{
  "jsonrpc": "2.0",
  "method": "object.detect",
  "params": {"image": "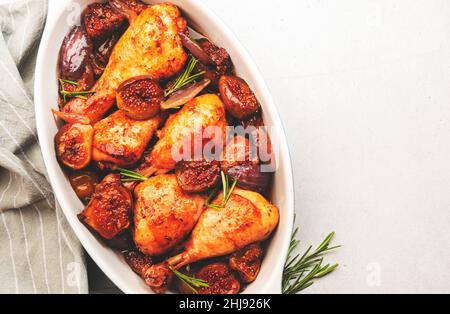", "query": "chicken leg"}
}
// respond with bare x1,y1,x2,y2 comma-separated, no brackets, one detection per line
144,188,278,293
62,3,188,123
